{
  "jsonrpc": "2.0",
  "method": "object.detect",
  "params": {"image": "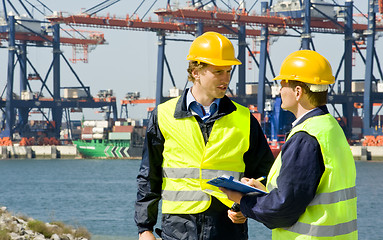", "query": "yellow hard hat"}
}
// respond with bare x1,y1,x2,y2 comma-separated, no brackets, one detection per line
273,50,335,85
187,32,242,66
